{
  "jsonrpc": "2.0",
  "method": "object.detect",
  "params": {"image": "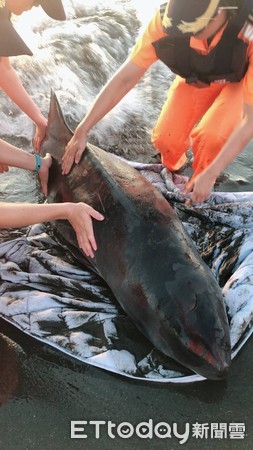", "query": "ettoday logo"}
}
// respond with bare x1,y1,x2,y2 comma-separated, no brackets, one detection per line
71,420,246,442
71,420,190,442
